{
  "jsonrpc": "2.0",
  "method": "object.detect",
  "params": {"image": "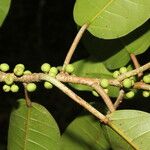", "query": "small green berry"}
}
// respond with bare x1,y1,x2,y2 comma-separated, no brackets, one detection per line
126,91,135,99
130,76,136,86
49,72,57,77
14,64,25,76
122,78,132,88
142,91,150,98
3,85,10,92
113,71,120,78
26,83,37,92
44,82,53,89
16,64,25,70
65,64,74,73
11,84,19,92
130,76,136,81
24,70,32,75
41,63,51,73
119,67,127,74
104,89,108,94
49,67,58,75
100,79,109,88
92,90,99,97
57,66,62,71
143,75,150,84
127,65,134,71
0,63,9,72
4,74,14,85
131,80,135,86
